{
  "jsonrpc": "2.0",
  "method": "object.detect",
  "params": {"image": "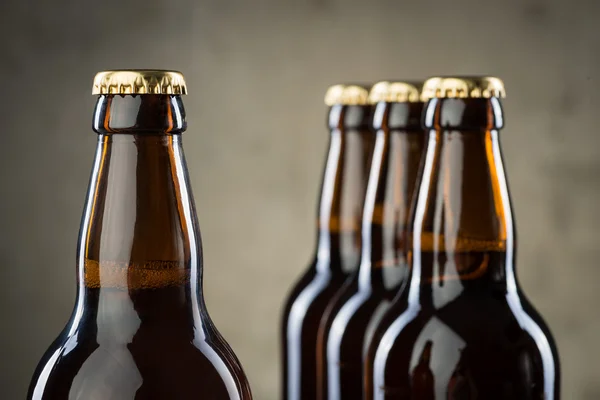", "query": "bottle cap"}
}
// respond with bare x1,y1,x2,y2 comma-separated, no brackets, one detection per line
368,81,423,103
92,70,187,95
422,76,505,99
324,84,370,106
